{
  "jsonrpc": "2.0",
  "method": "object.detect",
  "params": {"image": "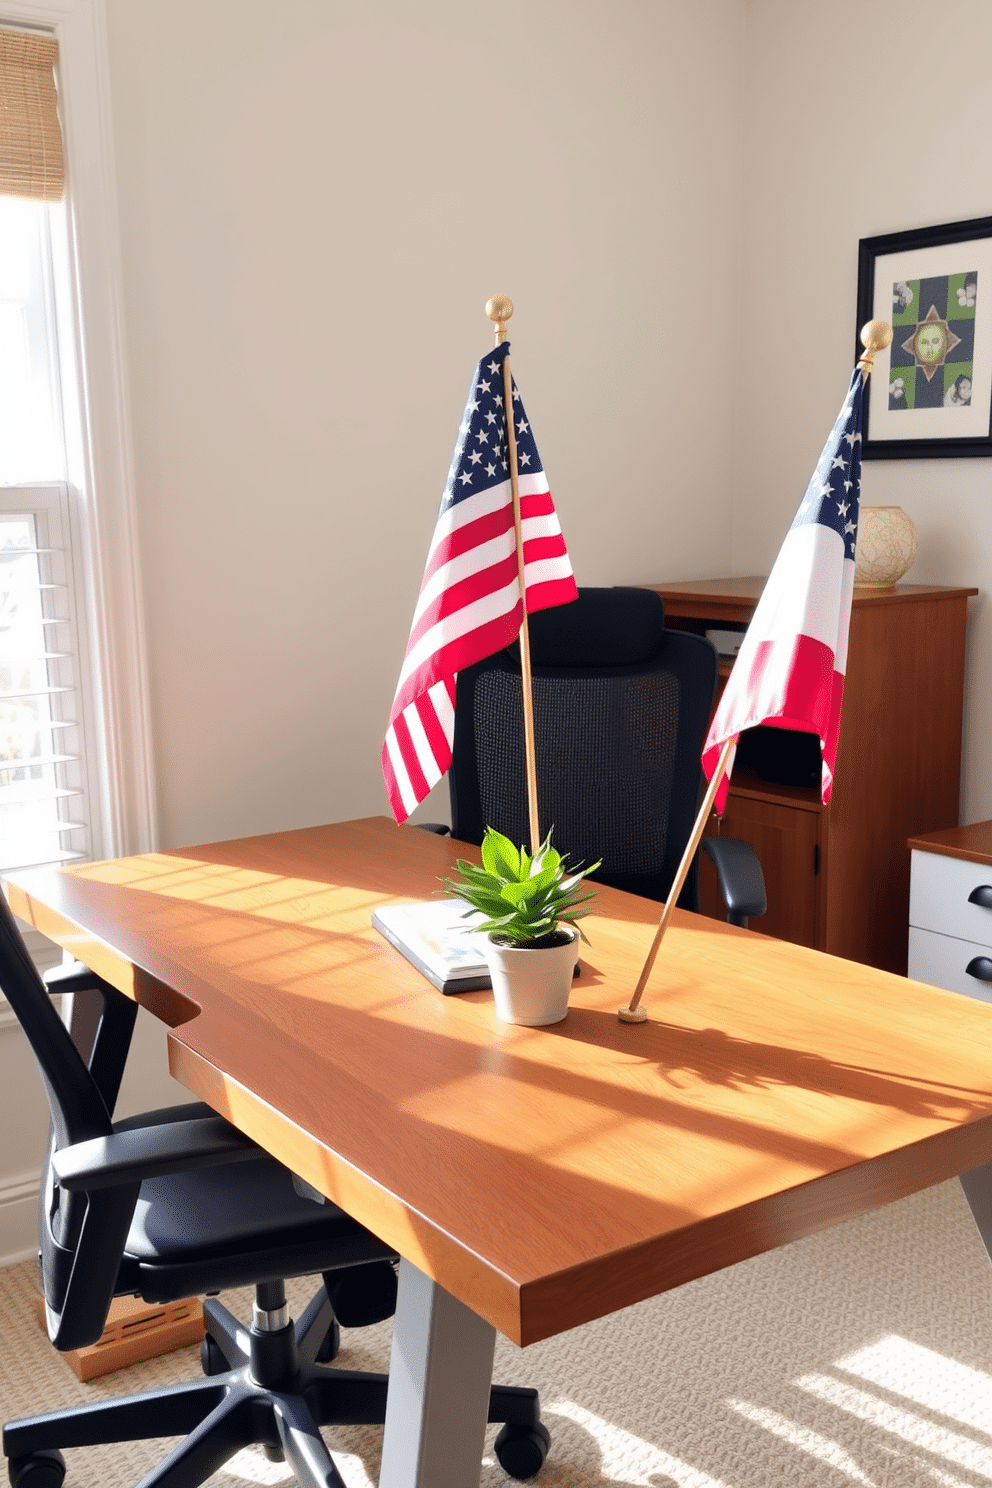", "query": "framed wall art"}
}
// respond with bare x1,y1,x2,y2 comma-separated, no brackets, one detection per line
856,215,992,459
